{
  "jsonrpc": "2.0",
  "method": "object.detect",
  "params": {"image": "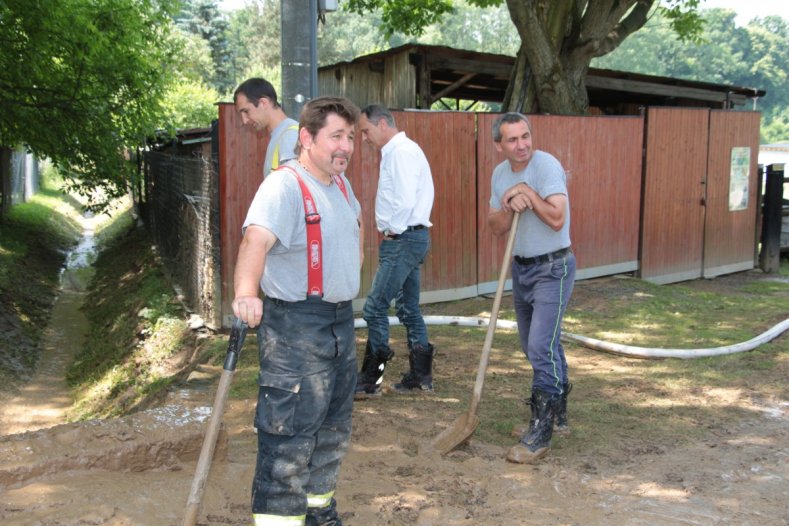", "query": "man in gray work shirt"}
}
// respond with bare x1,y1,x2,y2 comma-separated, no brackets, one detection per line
234,77,299,178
